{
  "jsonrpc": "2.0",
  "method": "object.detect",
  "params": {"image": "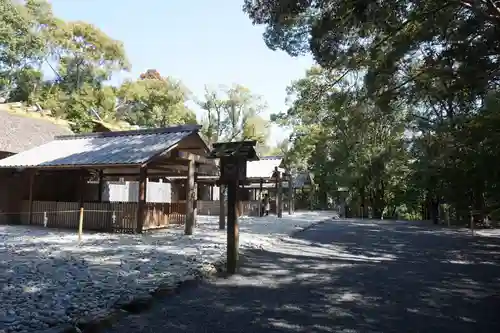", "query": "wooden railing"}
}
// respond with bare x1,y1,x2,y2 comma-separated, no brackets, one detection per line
143,202,186,231
19,201,187,233
197,200,260,216
21,201,138,232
